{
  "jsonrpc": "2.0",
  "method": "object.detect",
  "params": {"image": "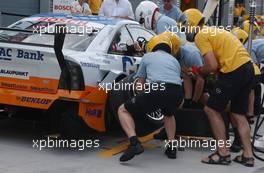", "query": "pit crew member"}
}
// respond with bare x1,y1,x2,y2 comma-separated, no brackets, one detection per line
135,1,186,40
118,35,183,162
184,8,255,167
